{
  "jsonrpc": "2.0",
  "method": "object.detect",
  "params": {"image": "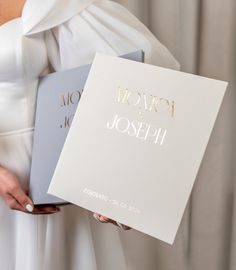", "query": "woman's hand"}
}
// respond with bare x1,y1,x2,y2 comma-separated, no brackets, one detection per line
93,212,131,230
0,165,60,214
